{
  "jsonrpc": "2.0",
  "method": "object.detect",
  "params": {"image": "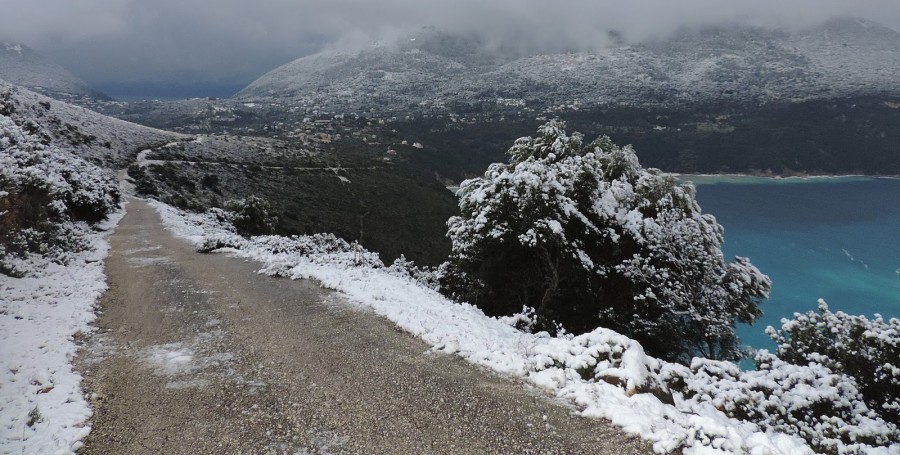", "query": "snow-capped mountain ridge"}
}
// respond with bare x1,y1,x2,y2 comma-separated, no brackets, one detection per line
237,18,900,111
